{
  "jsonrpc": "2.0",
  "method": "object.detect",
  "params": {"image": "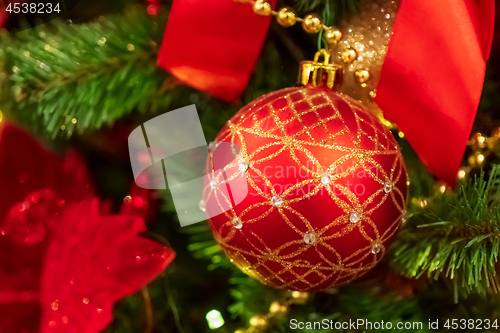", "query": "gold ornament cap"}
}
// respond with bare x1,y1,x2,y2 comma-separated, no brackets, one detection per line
298,49,343,91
